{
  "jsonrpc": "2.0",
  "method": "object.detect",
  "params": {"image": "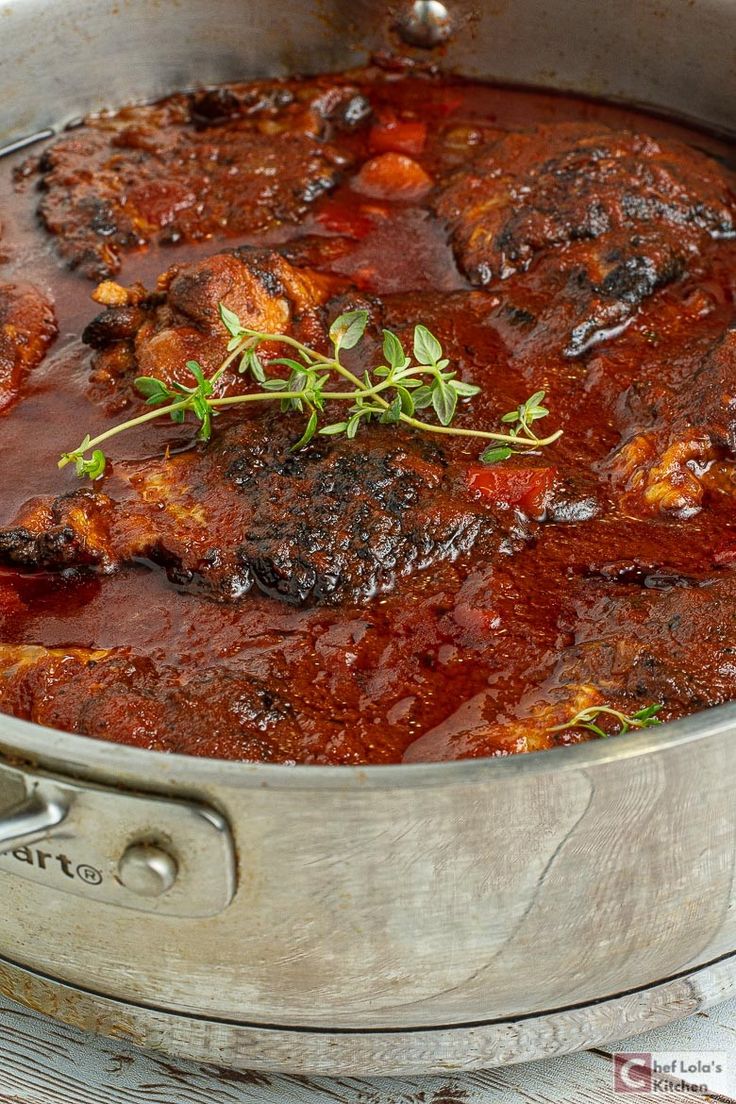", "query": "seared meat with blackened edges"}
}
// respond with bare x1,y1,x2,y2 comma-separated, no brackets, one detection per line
26,84,355,278
0,645,337,762
435,124,736,355
0,418,523,606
